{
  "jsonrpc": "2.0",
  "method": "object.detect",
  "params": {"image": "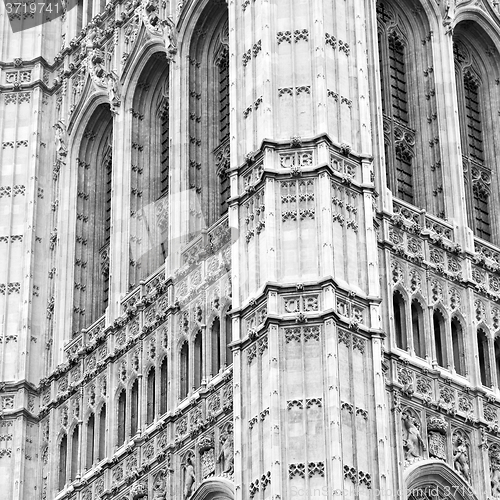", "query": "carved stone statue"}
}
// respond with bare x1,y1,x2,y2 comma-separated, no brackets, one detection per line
453,435,470,481
130,482,147,500
106,71,121,111
85,27,97,49
183,456,195,499
402,413,425,461
152,469,168,500
218,431,234,475
492,464,500,498
164,16,178,58
443,0,455,34
54,122,67,157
